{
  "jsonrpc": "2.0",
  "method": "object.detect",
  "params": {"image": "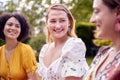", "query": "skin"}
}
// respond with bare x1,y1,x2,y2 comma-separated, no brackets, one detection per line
46,10,70,41
44,9,82,80
90,0,120,52
90,0,116,40
90,0,120,77
4,17,37,80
